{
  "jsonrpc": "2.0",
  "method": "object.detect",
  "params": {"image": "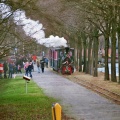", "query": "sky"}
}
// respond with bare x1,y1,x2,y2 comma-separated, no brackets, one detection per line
0,2,68,48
